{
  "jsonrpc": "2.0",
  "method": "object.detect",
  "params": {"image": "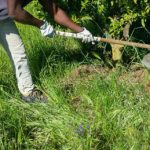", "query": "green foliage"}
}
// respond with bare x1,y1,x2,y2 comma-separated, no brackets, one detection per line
108,0,150,37
27,0,150,39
